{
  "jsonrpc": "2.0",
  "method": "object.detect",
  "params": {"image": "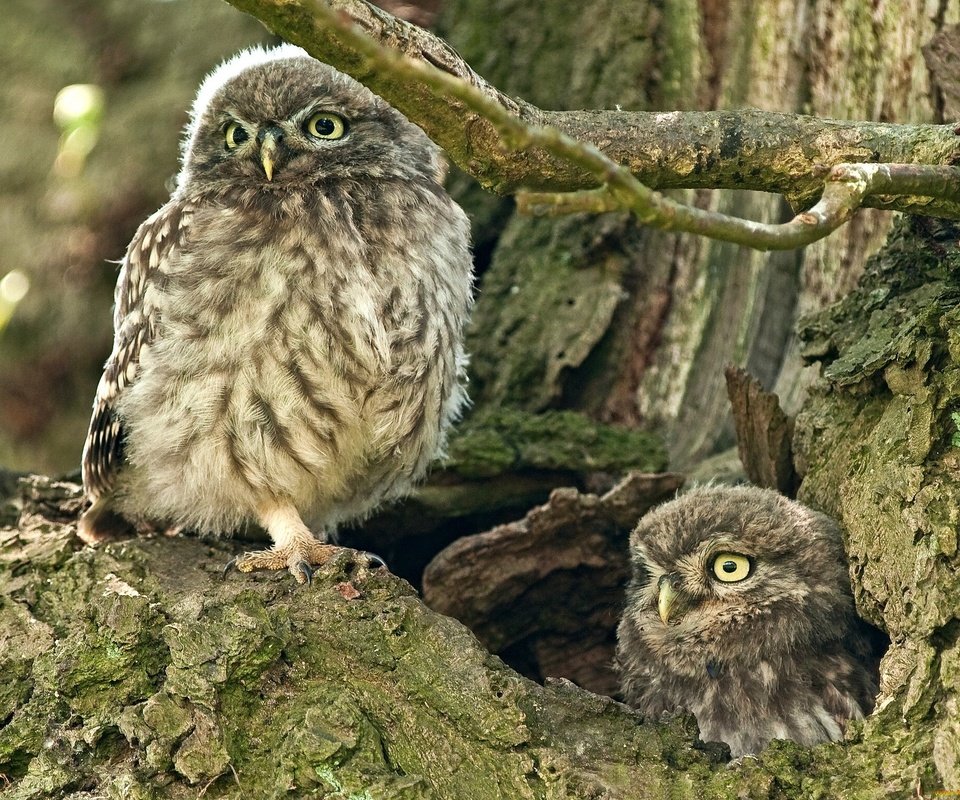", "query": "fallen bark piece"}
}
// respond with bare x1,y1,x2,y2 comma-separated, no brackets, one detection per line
724,366,797,496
